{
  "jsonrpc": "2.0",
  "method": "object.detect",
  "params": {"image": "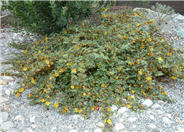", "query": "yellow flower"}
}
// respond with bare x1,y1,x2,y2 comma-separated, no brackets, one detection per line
130,101,133,104
49,76,52,80
35,41,39,45
104,31,107,35
24,50,27,54
38,50,41,54
16,93,20,97
127,104,131,109
115,77,119,80
124,36,128,39
149,19,155,23
158,57,163,61
148,38,152,42
45,101,50,106
138,76,141,80
146,76,152,81
54,102,59,108
55,73,59,77
162,92,166,95
138,69,143,75
129,95,134,99
78,67,82,71
72,69,77,73
171,76,176,80
150,47,154,51
45,37,48,41
103,14,106,18
167,52,171,56
117,34,121,38
91,106,95,111
31,77,35,84
107,107,111,112
59,68,65,72
104,8,108,12
83,93,86,96
81,62,85,67
101,84,105,87
45,60,49,64
19,88,24,93
40,98,45,102
23,67,28,71
107,119,112,124
136,23,140,27
131,90,135,94
129,62,134,65
78,109,82,113
75,108,78,112
14,90,18,93
71,85,74,89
